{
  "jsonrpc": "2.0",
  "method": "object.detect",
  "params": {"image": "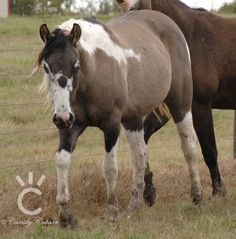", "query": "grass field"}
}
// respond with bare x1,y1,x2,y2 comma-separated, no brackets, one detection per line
0,14,236,238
